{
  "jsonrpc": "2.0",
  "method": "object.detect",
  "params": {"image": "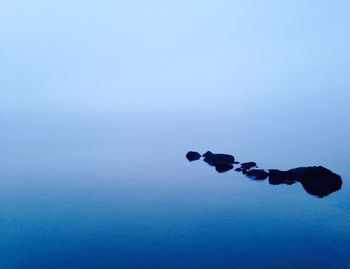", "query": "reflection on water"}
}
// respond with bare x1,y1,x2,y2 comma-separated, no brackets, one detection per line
187,151,343,198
